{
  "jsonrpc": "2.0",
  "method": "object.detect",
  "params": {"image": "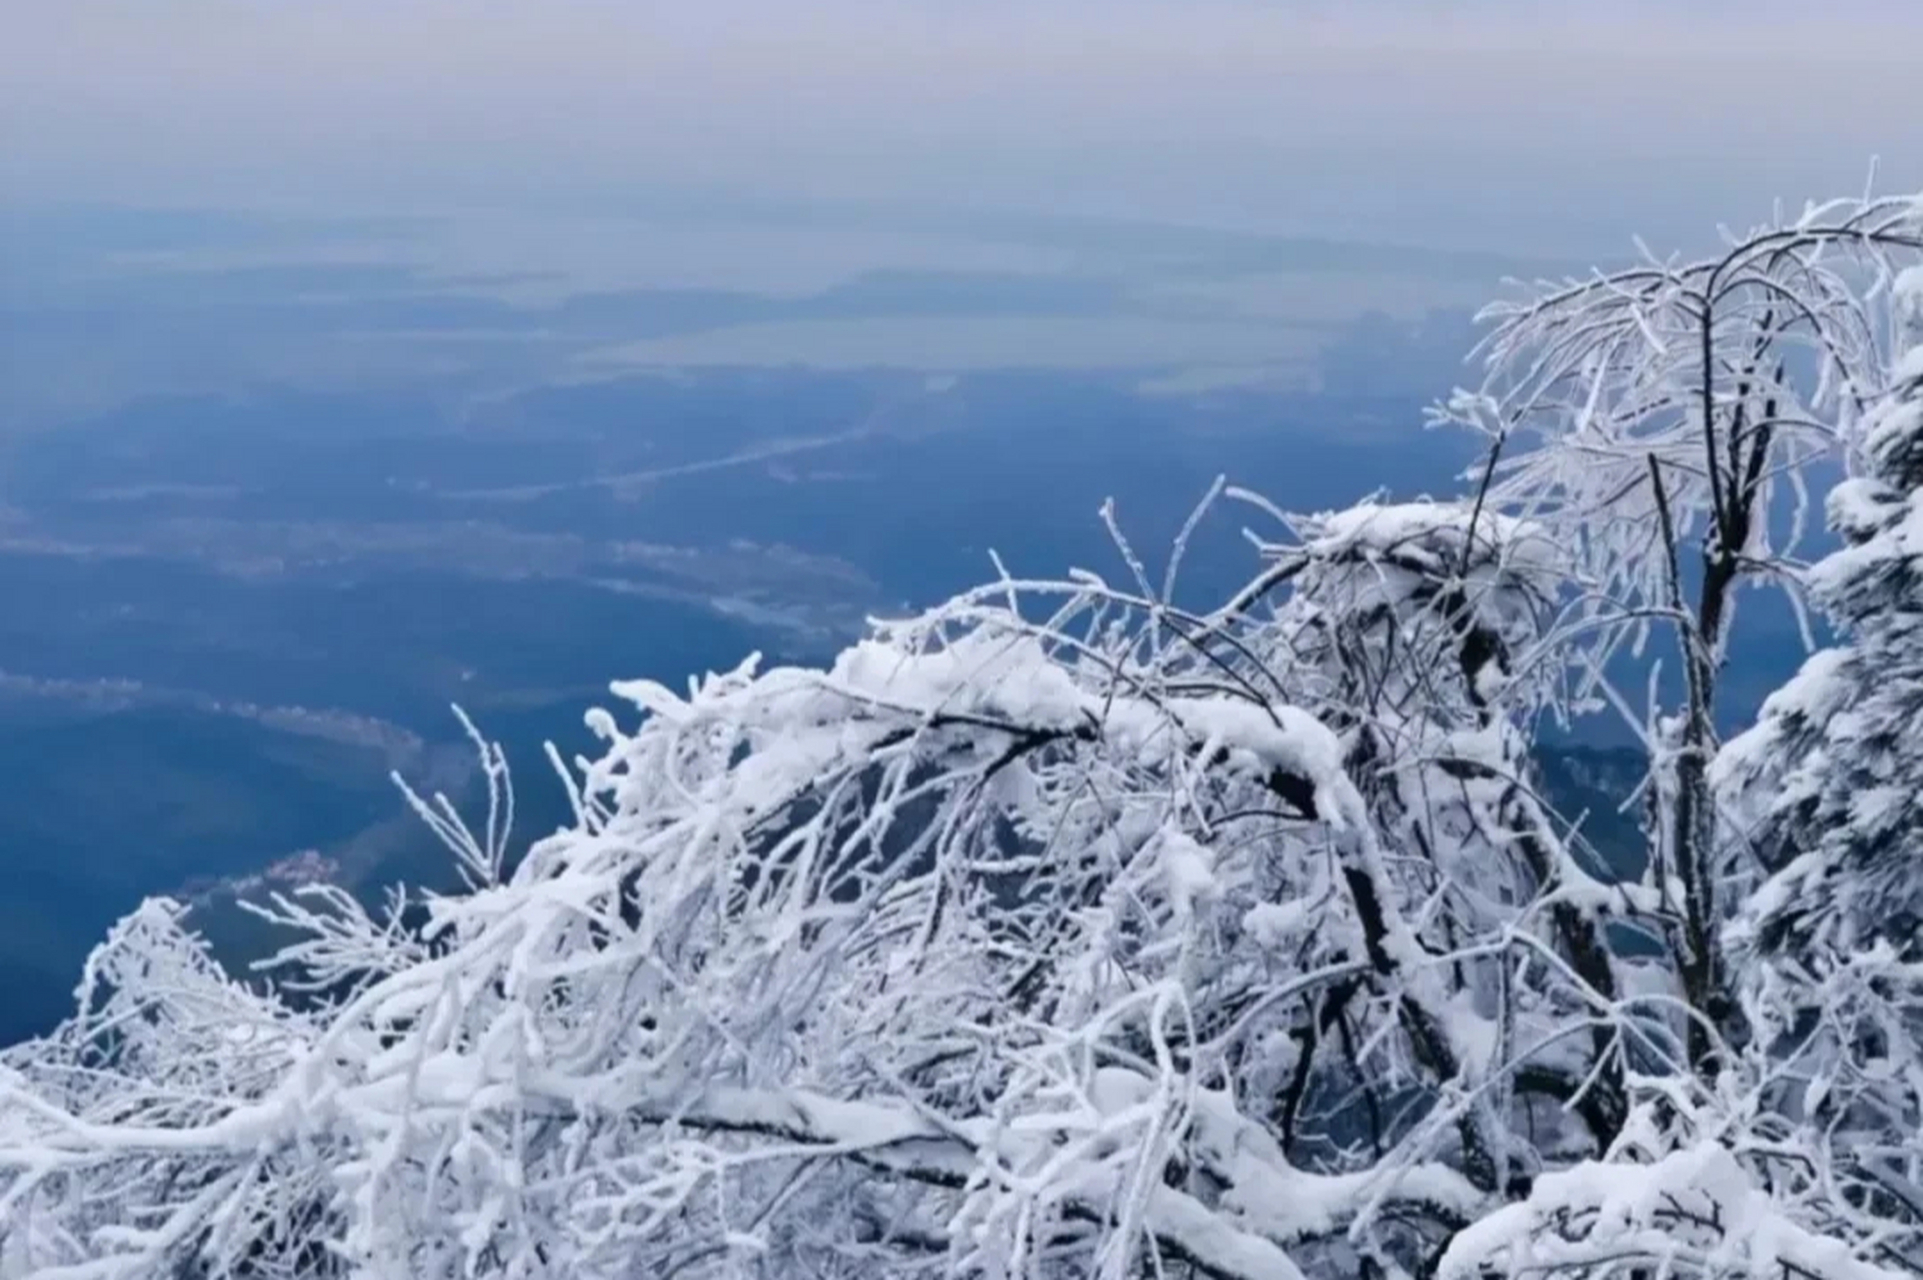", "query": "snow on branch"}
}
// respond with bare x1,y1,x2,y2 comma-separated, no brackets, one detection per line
0,525,1506,1279
1431,190,1923,630
1439,1141,1911,1280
